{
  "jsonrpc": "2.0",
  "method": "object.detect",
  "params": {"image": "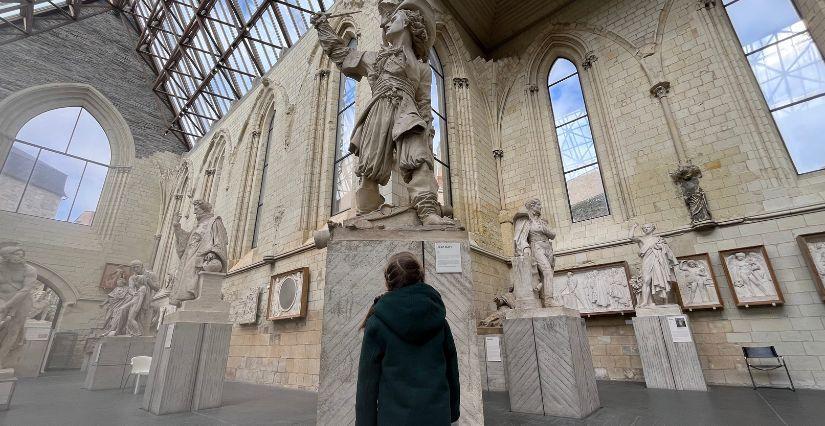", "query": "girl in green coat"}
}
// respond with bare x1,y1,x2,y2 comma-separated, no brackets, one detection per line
356,251,460,426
